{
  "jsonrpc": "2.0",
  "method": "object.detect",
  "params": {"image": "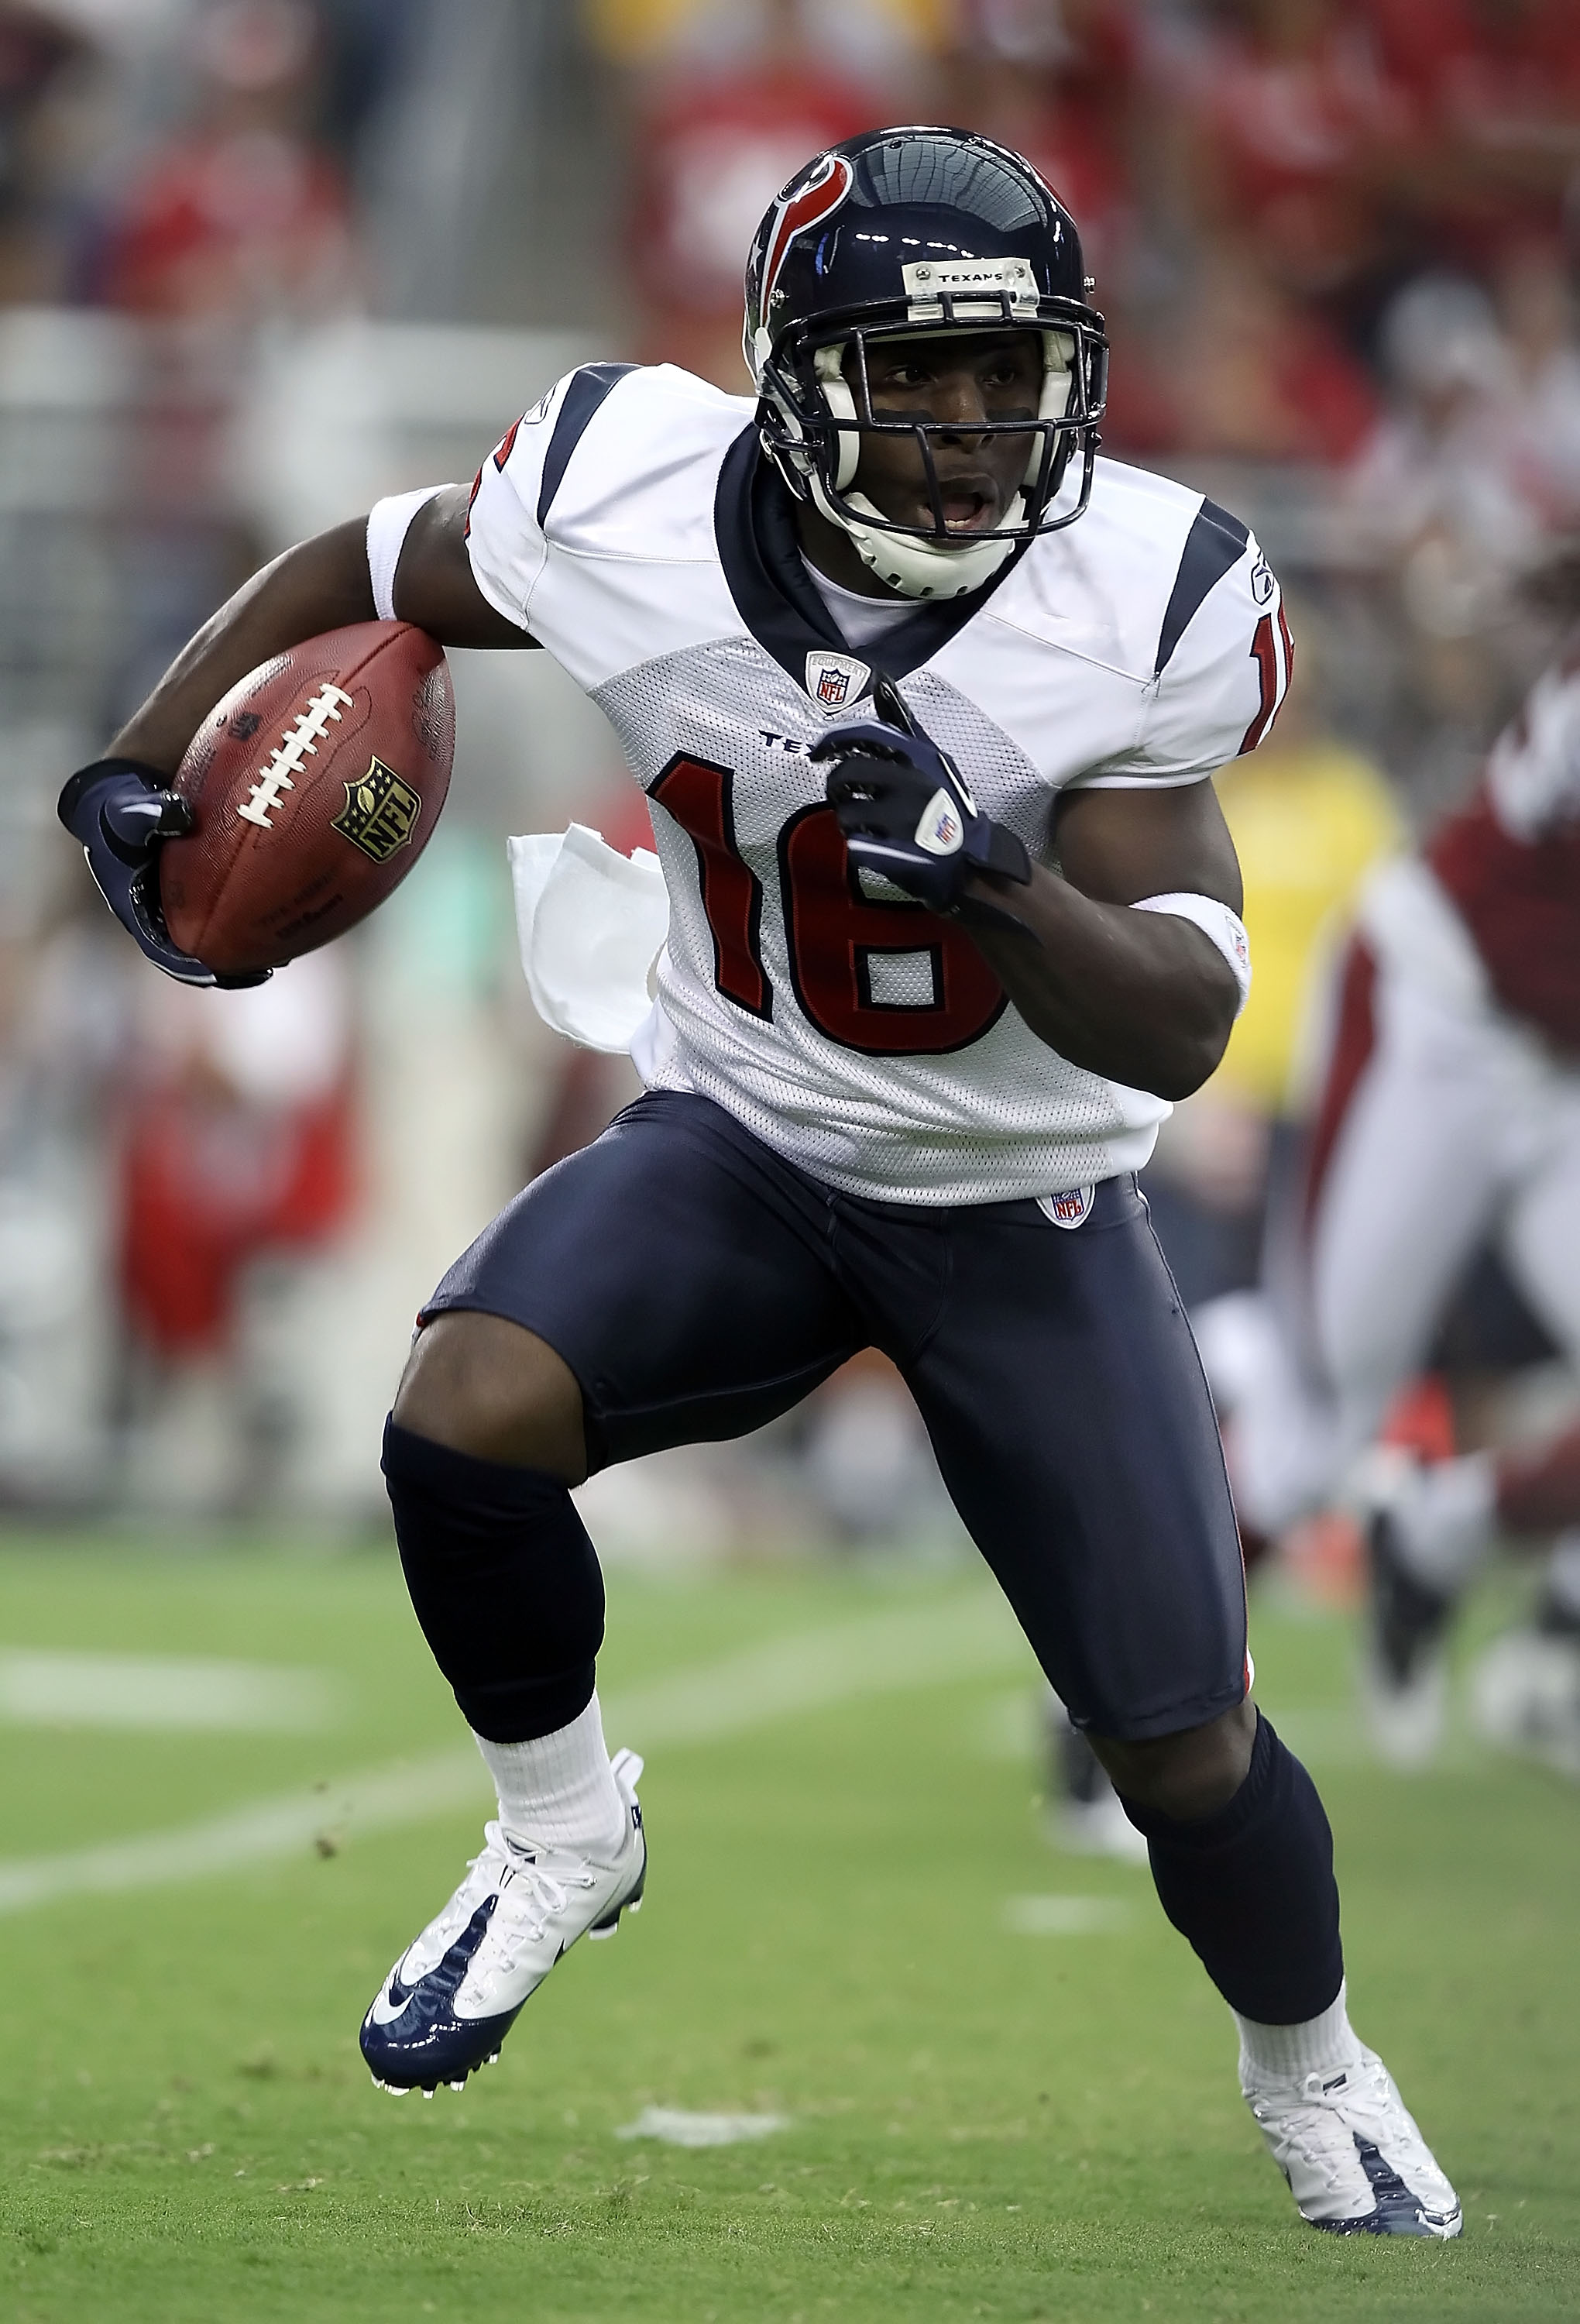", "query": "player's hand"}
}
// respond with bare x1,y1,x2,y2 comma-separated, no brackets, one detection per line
812,720,1031,916
57,758,269,988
